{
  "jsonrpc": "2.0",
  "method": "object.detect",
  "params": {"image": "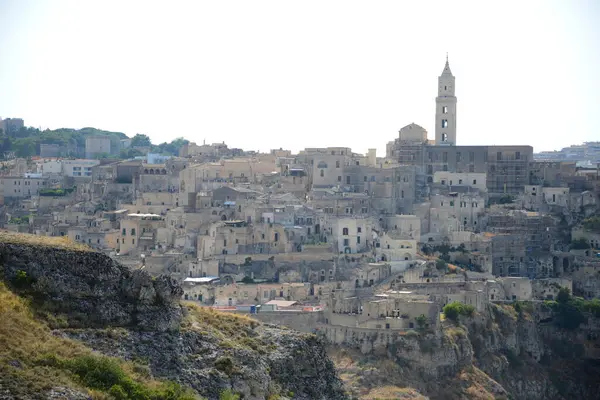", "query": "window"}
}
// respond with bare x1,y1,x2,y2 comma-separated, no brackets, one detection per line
450,201,455,206
346,176,350,184
515,151,521,160
357,236,361,244
401,190,404,198
343,228,349,235
131,228,136,235
441,133,448,142
320,169,324,177
224,239,227,246
441,119,448,128
343,239,349,246
336,160,340,168
443,165,448,171
122,228,126,236
337,176,341,182
497,152,502,161
442,106,448,114
364,176,367,182
473,179,477,184
469,151,474,162
469,165,475,173
458,179,463,184
132,239,135,245
357,227,362,233
443,152,448,162
456,152,462,162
